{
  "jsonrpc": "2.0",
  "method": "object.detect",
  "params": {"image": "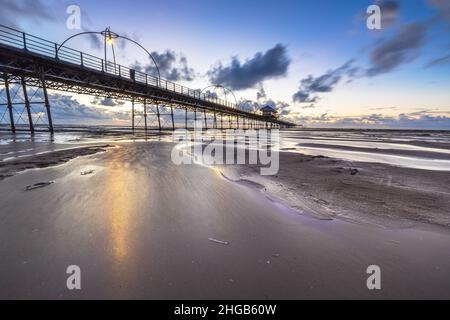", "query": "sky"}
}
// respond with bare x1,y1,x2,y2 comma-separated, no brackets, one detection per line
0,0,450,129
